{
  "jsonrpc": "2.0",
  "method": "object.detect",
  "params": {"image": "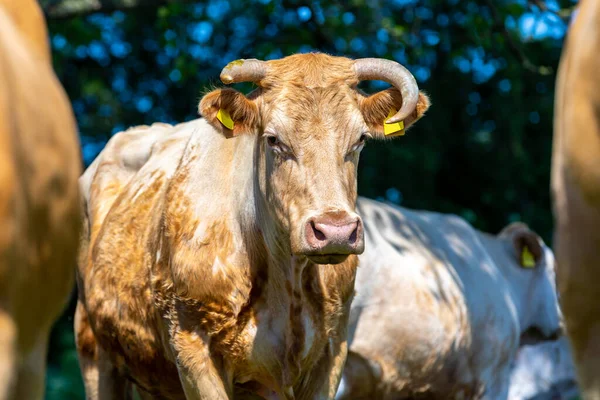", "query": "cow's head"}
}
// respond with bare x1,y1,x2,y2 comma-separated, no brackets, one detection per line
496,222,564,345
199,54,429,264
